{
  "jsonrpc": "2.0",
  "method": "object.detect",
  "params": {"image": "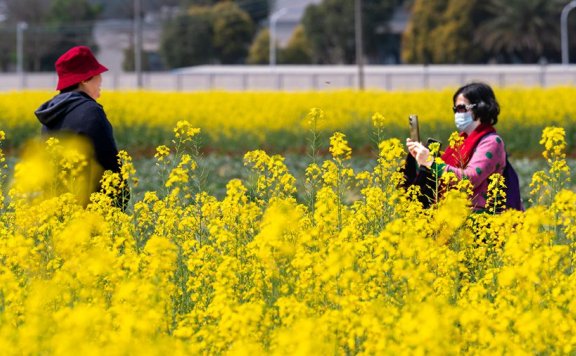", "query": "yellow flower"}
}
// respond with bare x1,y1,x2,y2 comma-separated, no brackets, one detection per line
305,107,324,129
540,126,566,160
371,112,386,129
428,141,441,156
329,132,352,161
448,131,464,149
3,92,576,355
174,120,201,143
154,145,171,161
485,173,507,214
